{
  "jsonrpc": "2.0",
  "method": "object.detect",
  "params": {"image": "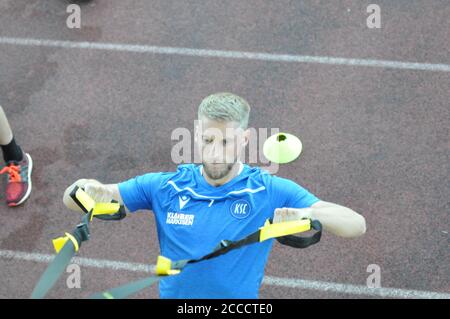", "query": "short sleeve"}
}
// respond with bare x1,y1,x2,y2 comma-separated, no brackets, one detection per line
118,173,162,212
271,176,320,209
